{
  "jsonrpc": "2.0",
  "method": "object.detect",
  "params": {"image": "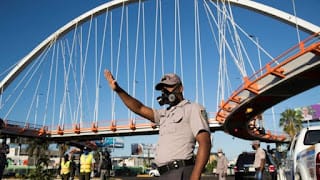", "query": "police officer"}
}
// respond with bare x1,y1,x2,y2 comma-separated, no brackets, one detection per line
99,150,112,180
252,140,265,180
80,147,94,180
104,70,211,180
60,154,71,180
